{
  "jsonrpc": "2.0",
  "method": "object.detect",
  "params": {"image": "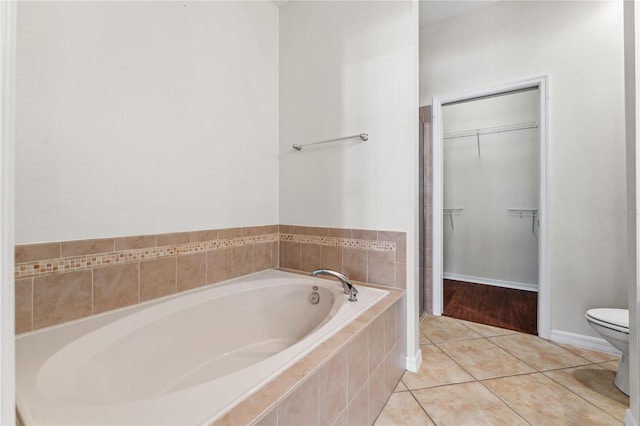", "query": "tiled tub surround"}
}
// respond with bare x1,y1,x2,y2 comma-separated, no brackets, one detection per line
279,225,407,290
216,287,405,426
14,225,279,333
15,225,406,334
